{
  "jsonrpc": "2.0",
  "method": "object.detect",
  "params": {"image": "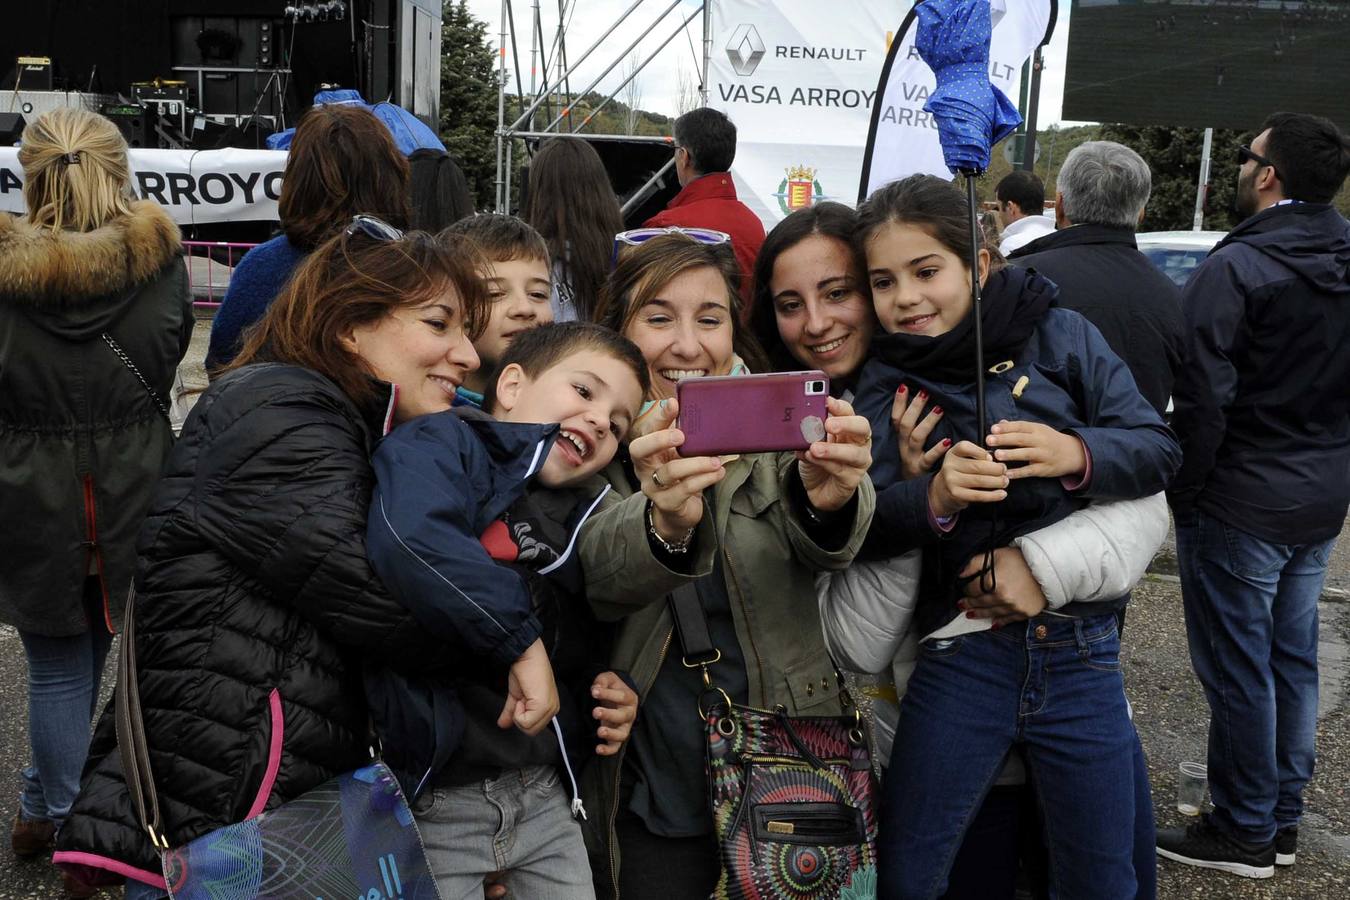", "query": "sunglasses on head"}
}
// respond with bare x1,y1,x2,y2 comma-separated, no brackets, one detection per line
1236,145,1277,173
612,226,732,266
344,214,405,242
615,226,731,247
